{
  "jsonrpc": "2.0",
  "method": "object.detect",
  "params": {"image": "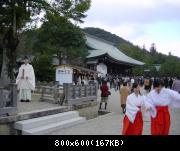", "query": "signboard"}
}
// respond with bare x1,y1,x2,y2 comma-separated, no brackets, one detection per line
56,66,73,85
97,63,107,77
154,64,161,72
